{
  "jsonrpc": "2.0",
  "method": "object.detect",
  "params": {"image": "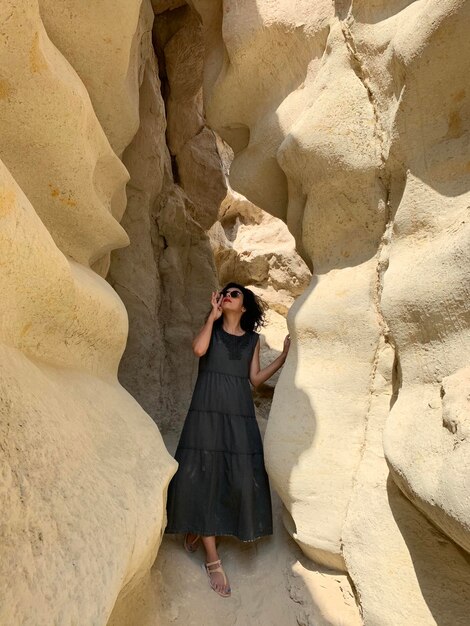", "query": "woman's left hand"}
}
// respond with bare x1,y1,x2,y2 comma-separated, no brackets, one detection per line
282,334,291,357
